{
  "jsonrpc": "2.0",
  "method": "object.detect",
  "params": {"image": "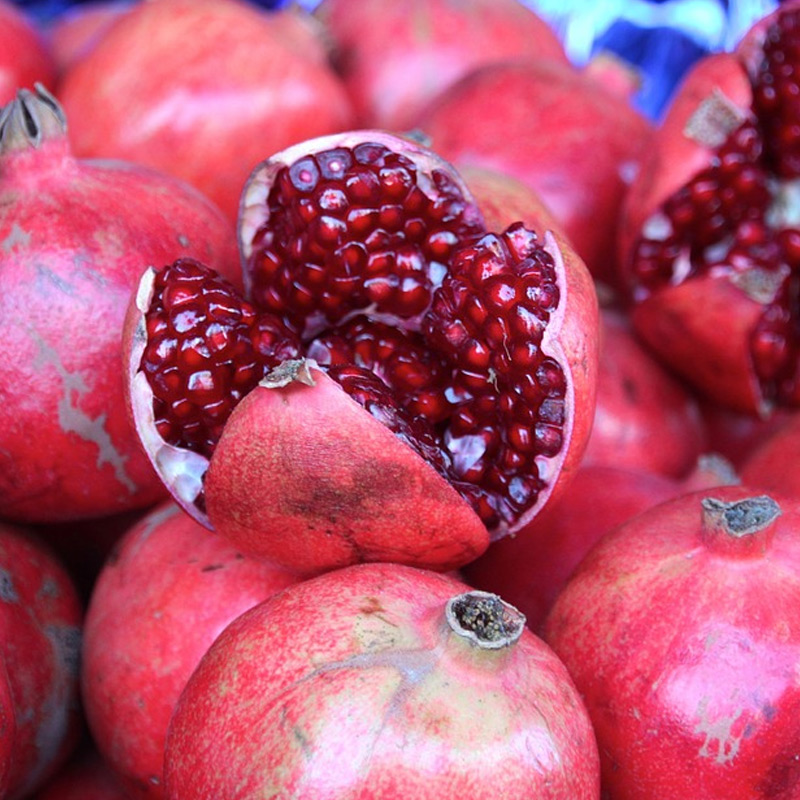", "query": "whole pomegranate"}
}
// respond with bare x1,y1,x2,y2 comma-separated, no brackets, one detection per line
416,59,653,284
619,2,800,415
0,85,240,524
545,486,800,799
57,0,355,222
315,0,568,131
740,411,800,499
0,0,55,105
165,562,600,799
81,501,298,799
0,521,83,800
125,131,599,575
